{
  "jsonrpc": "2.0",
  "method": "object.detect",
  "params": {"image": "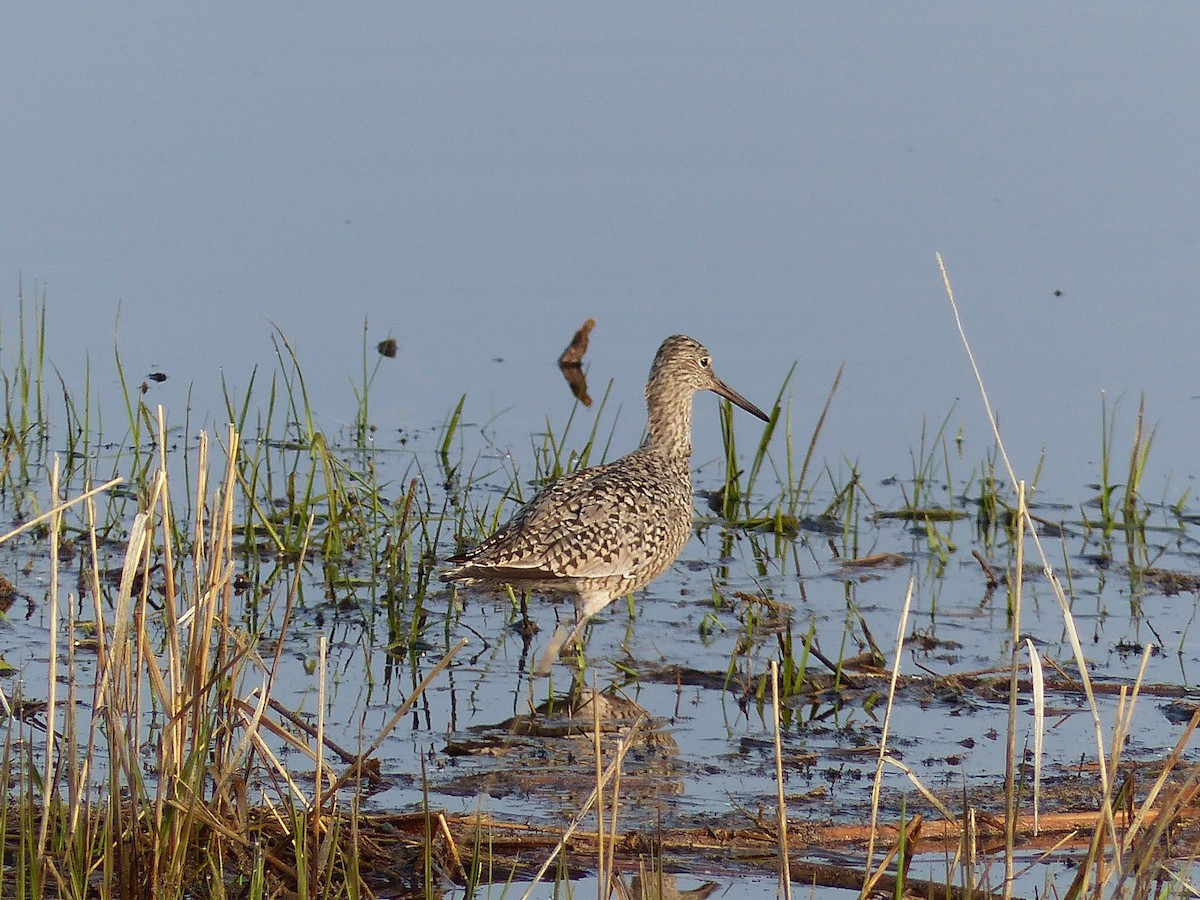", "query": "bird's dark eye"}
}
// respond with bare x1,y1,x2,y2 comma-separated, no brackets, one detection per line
699,356,711,368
